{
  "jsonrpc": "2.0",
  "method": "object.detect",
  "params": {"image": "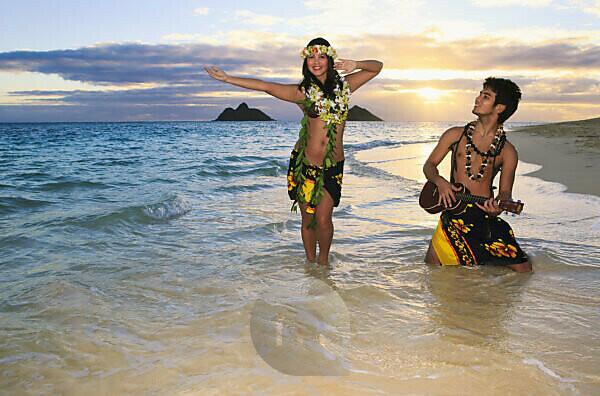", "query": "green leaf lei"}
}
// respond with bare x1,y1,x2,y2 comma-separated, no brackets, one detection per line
291,76,350,226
